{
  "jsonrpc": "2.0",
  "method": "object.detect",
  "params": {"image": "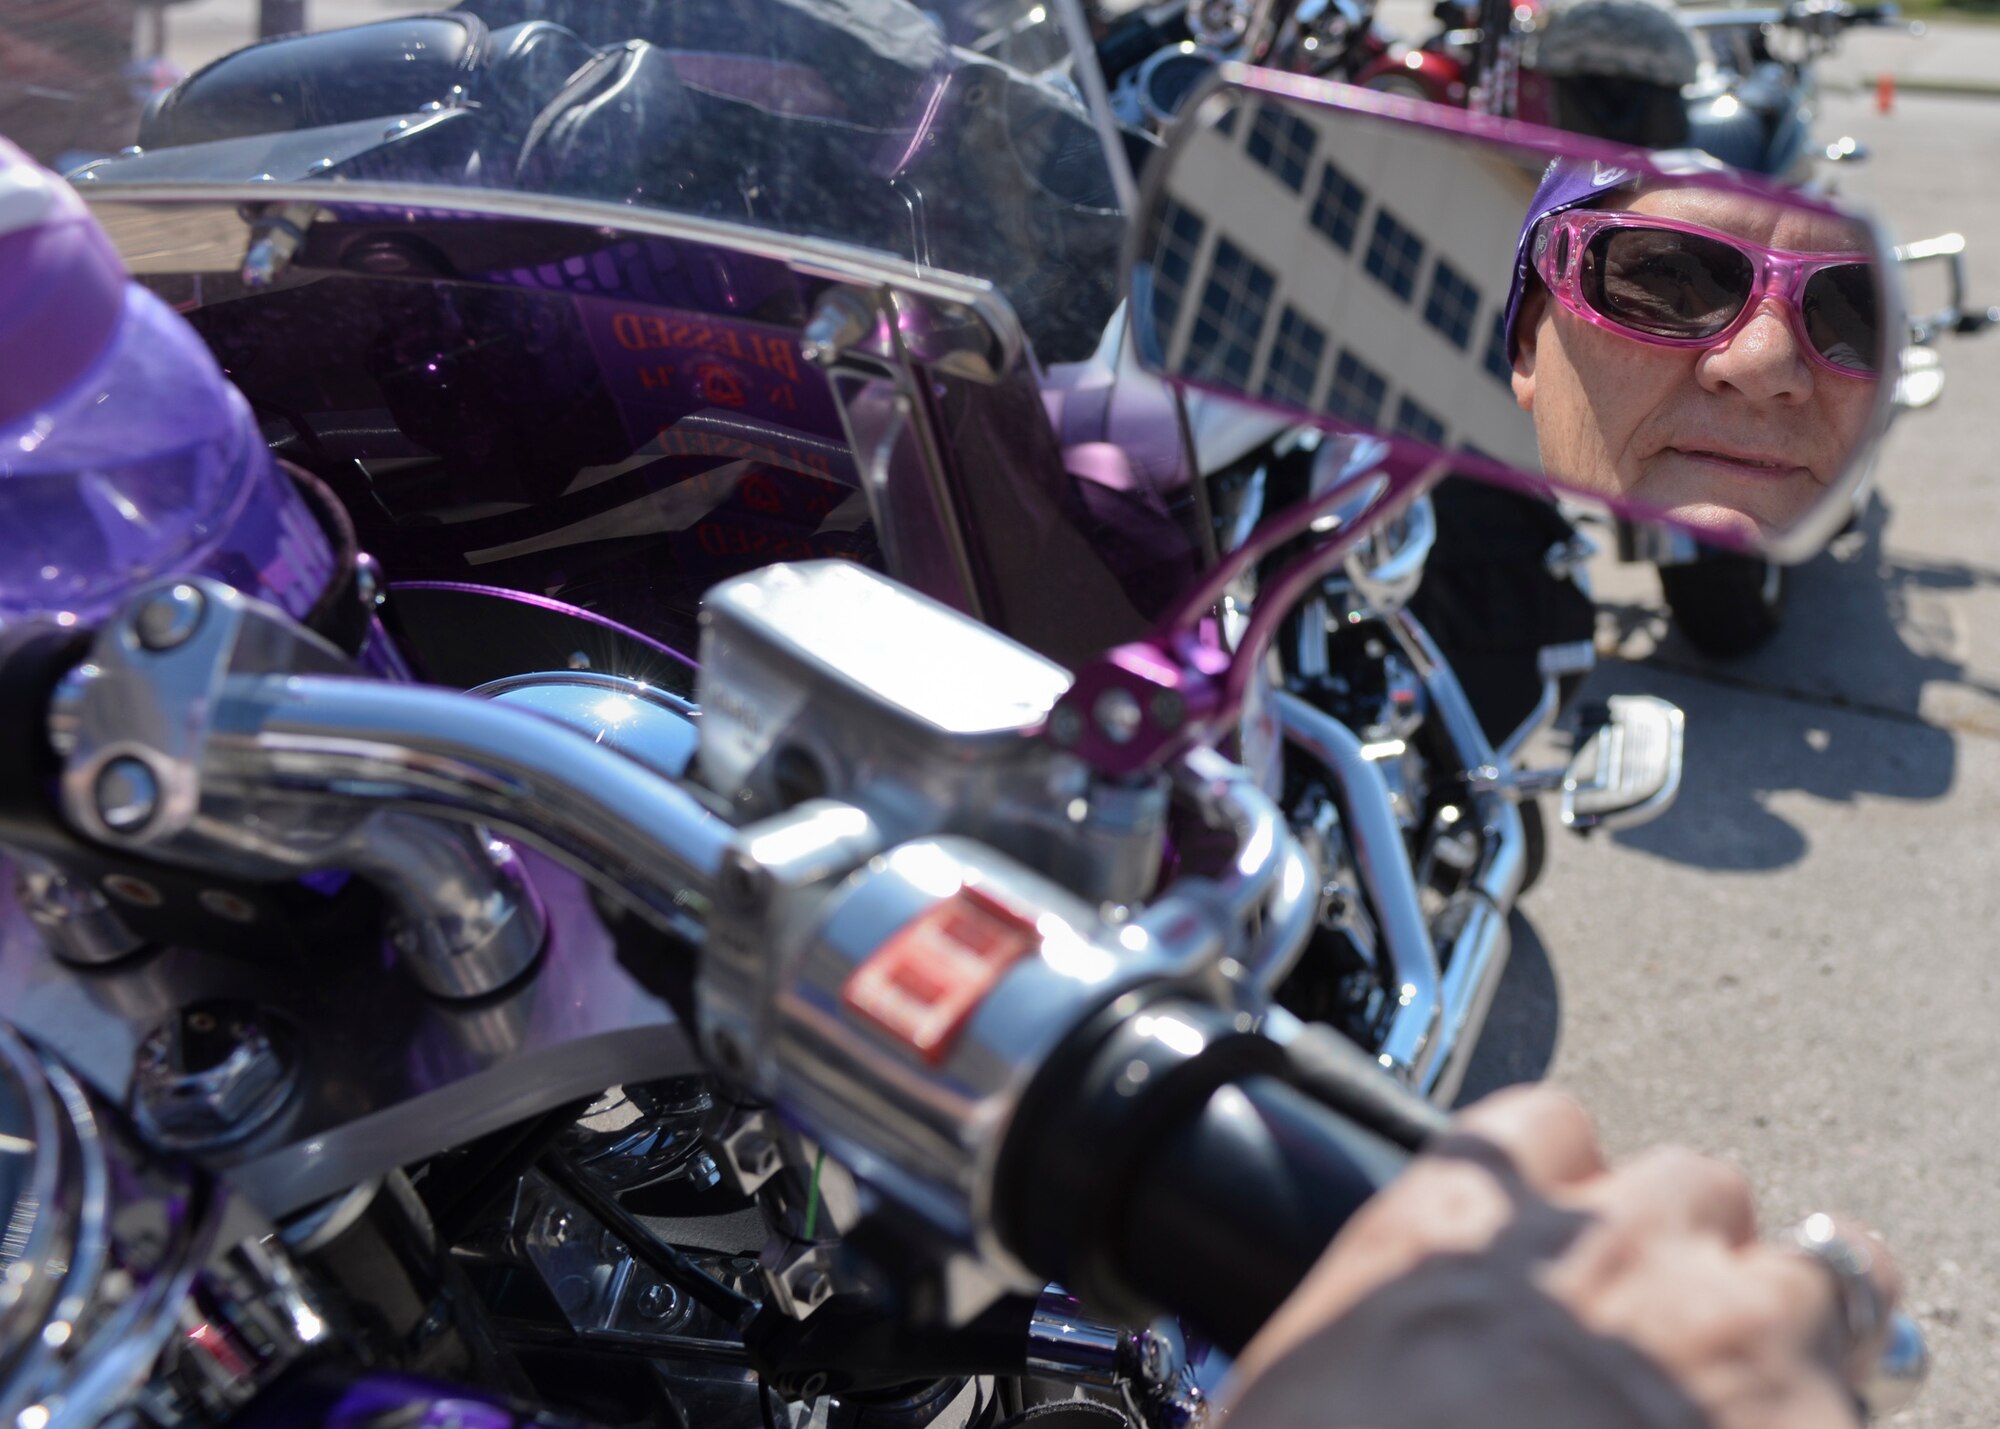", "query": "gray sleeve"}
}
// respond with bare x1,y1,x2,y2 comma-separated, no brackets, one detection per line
1223,1252,1715,1429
